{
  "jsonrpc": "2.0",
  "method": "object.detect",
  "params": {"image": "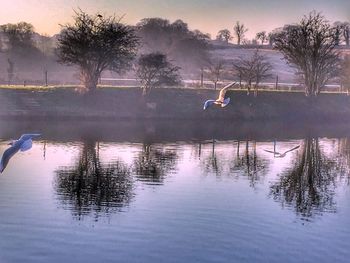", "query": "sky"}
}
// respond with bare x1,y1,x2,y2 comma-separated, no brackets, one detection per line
1,0,350,39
